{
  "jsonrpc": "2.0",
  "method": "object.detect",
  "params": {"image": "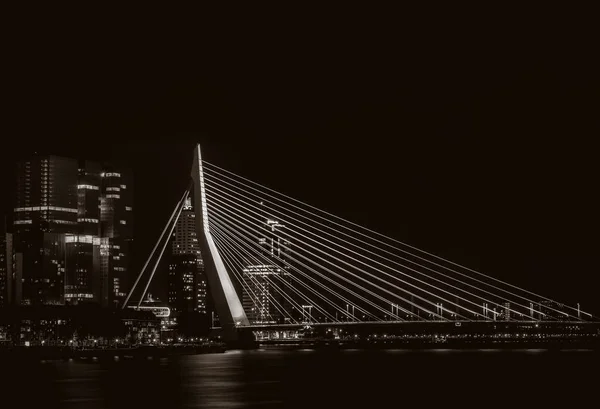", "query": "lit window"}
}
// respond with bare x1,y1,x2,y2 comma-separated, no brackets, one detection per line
126,206,132,211
106,187,120,192
14,206,77,213
104,172,121,178
106,194,120,199
77,184,99,190
120,220,127,225
78,218,99,223
65,235,97,244
52,220,77,225
120,184,127,189
14,219,33,224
